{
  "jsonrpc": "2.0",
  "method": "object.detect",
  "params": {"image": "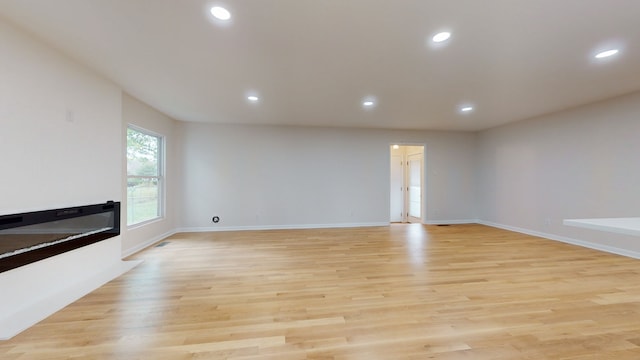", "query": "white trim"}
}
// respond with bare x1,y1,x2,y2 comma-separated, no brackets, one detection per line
175,222,389,233
121,229,177,258
126,216,164,231
123,218,640,264
121,222,398,257
388,142,427,224
126,124,165,228
478,220,640,260
423,219,479,225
